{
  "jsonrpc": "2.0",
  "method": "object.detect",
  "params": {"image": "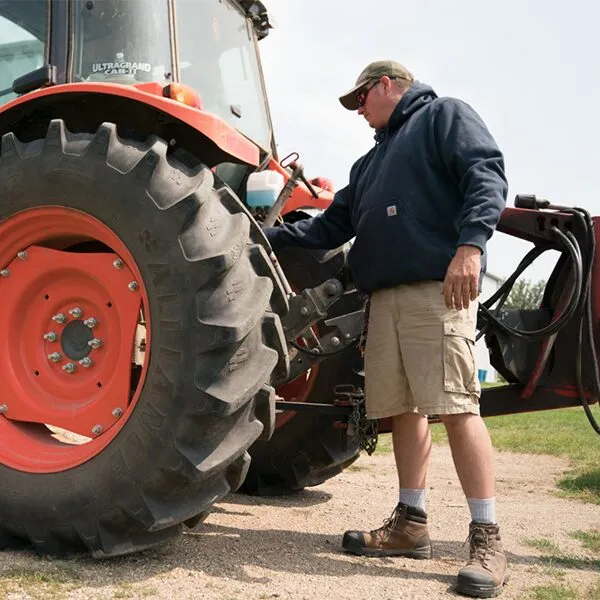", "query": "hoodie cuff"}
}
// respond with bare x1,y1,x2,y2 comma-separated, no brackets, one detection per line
264,226,282,251
457,226,488,254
